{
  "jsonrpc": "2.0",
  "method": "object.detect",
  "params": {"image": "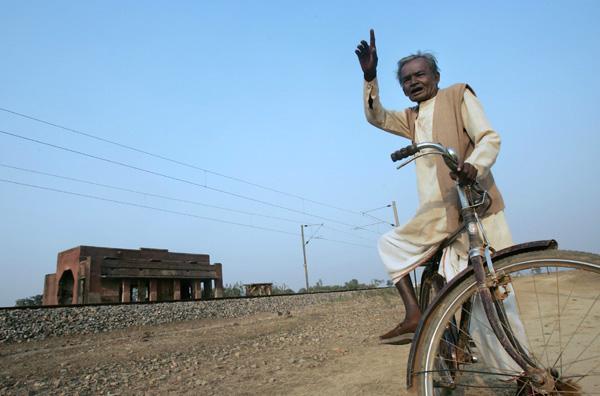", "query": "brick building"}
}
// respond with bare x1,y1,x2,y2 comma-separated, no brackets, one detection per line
43,245,224,305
